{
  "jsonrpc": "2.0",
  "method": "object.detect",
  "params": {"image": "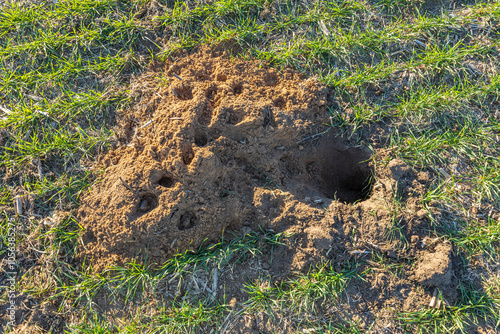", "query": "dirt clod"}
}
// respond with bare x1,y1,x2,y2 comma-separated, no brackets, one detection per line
387,159,410,181
414,242,453,288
